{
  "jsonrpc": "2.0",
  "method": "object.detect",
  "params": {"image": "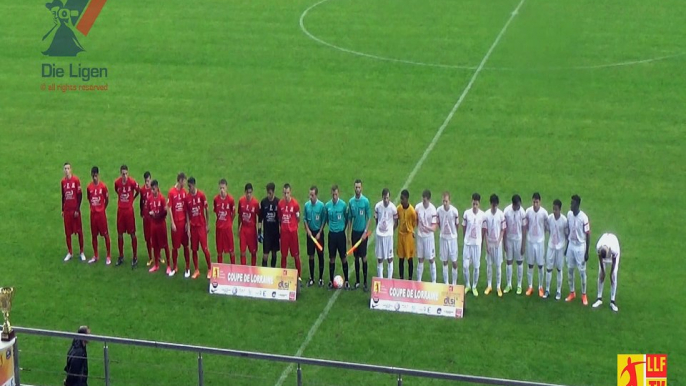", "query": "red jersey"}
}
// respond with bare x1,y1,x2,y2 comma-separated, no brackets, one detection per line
214,194,235,229
140,185,152,217
147,193,167,223
238,196,259,230
114,177,140,210
61,175,82,212
278,198,300,233
87,181,109,213
167,186,188,223
186,191,208,228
